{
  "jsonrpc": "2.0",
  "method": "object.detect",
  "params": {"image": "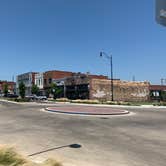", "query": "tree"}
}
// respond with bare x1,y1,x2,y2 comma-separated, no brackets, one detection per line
3,84,8,97
161,91,166,101
31,84,39,95
19,82,26,99
50,83,62,99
